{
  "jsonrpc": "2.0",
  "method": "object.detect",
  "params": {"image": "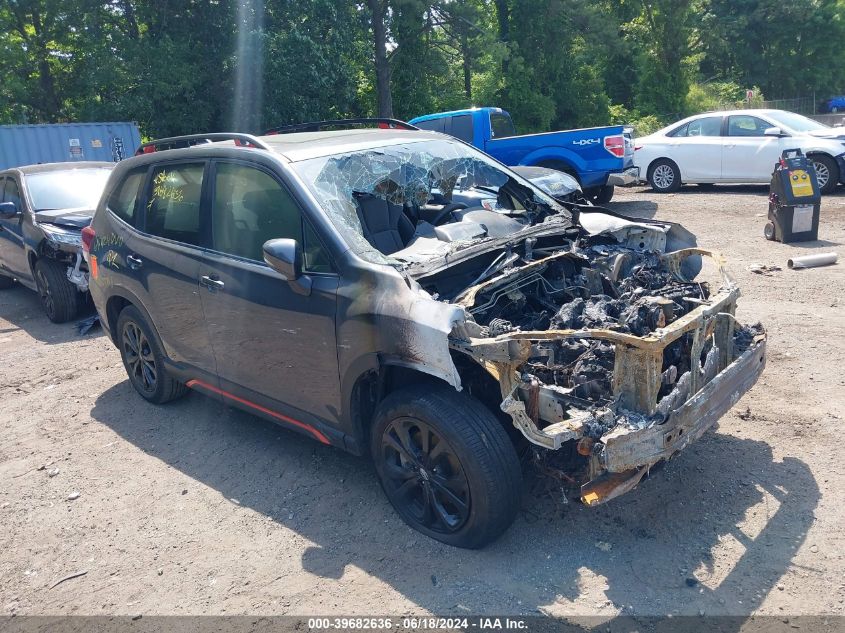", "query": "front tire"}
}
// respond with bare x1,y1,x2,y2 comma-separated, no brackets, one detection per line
371,386,522,549
34,259,79,323
809,155,839,194
648,158,682,193
116,305,187,404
